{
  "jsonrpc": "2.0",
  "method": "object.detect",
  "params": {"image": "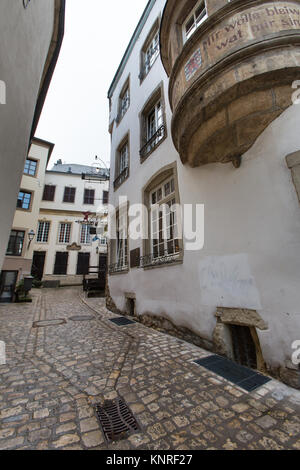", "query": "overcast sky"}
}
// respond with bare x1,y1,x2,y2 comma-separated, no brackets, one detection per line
37,0,149,170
